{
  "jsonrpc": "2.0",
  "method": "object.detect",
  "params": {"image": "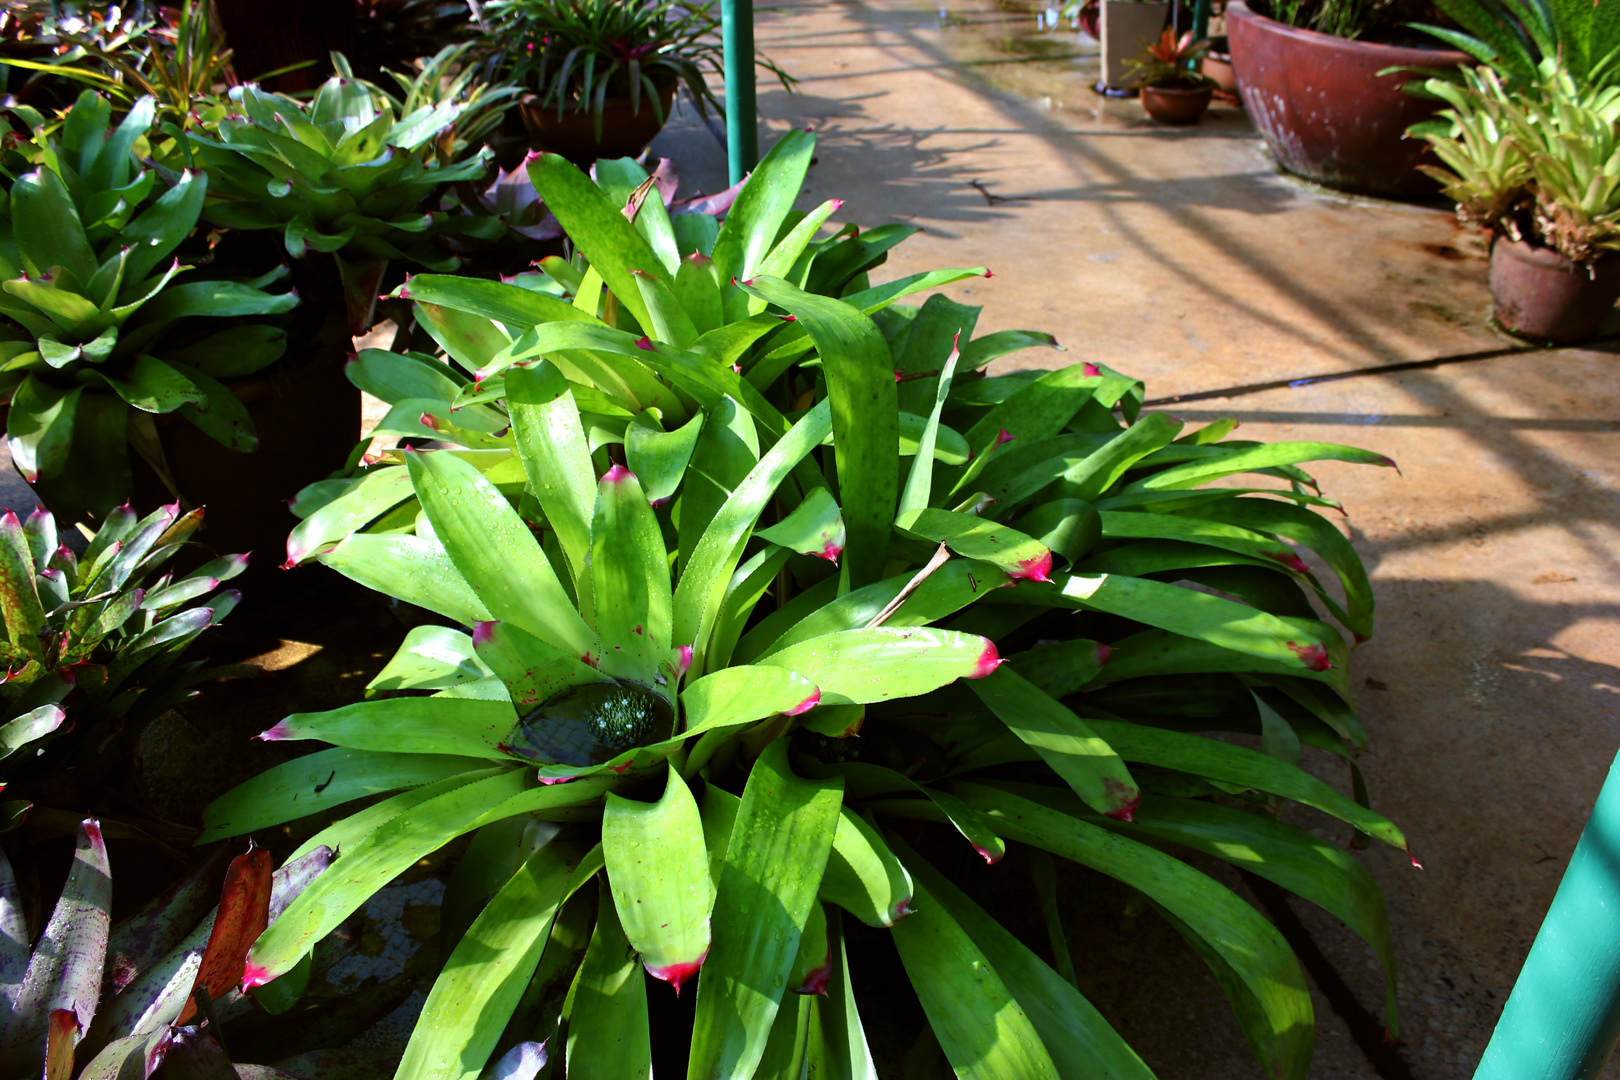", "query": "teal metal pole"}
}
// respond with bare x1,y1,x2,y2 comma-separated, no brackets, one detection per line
721,0,757,185
1475,752,1620,1080
1191,0,1211,41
